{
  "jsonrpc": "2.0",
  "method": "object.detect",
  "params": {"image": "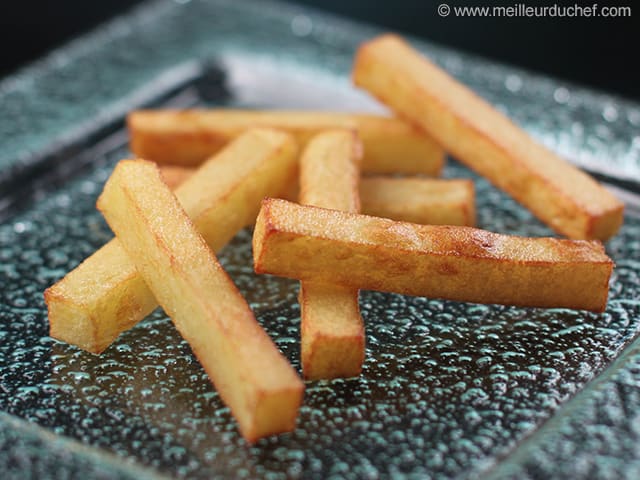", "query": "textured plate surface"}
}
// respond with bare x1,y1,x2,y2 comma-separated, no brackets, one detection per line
1,0,640,478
